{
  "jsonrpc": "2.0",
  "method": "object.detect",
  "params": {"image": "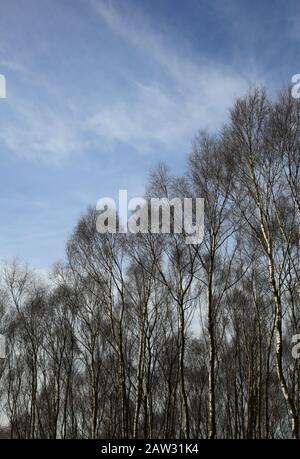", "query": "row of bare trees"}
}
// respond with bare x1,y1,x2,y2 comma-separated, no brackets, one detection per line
0,88,299,439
